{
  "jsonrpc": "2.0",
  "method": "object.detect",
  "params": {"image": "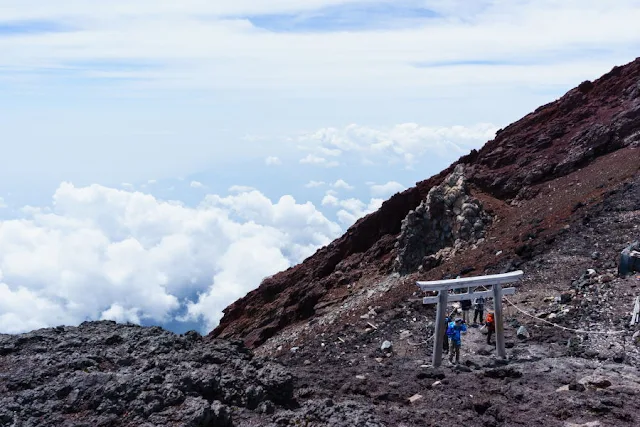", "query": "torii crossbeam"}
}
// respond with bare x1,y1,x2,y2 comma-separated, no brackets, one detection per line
417,270,524,367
